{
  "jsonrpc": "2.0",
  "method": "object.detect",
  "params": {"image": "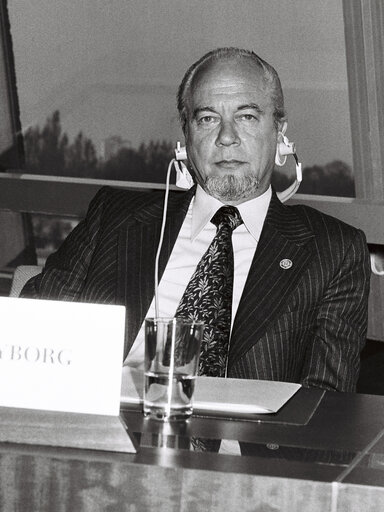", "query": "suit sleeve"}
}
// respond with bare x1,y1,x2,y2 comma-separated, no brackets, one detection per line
20,187,110,301
300,229,371,392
